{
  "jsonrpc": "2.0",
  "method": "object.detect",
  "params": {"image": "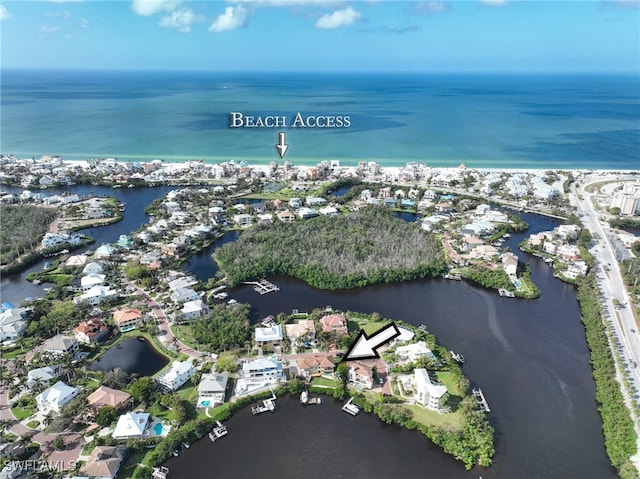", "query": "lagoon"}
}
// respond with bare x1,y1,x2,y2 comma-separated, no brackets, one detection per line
89,337,168,377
